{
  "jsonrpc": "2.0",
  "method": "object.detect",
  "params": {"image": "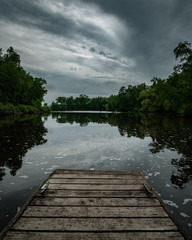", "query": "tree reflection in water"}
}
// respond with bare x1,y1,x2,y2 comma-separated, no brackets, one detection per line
0,115,48,180
1,112,192,188
52,112,192,189
140,114,192,189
